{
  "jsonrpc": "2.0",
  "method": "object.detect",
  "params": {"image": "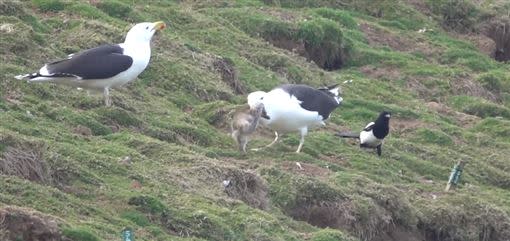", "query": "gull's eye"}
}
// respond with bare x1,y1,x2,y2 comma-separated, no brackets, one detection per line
145,26,149,30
